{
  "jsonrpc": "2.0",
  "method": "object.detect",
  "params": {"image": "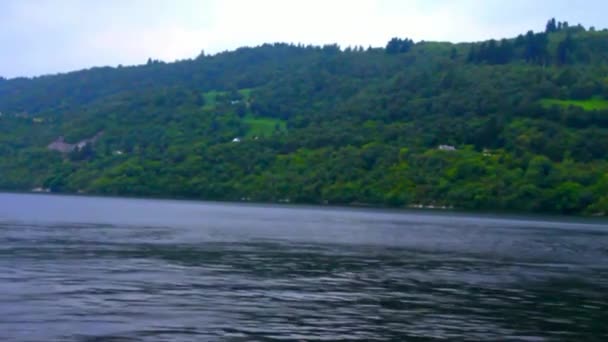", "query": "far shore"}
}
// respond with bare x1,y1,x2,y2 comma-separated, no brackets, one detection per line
1,189,606,222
